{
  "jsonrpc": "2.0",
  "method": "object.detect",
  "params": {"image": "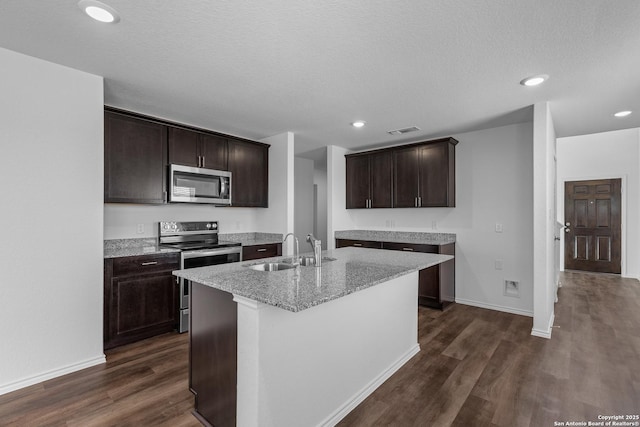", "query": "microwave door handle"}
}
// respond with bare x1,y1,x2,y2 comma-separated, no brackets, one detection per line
220,177,225,196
